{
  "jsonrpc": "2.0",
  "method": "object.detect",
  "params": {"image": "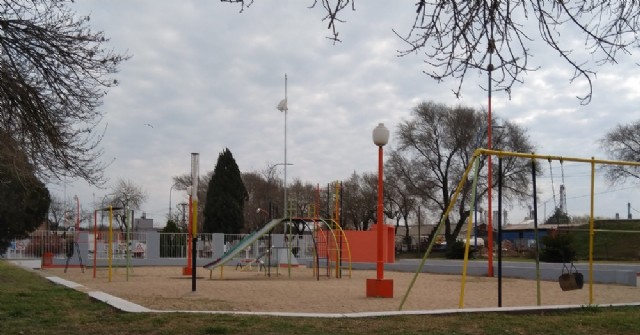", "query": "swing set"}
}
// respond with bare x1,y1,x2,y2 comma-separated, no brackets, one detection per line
399,148,640,311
